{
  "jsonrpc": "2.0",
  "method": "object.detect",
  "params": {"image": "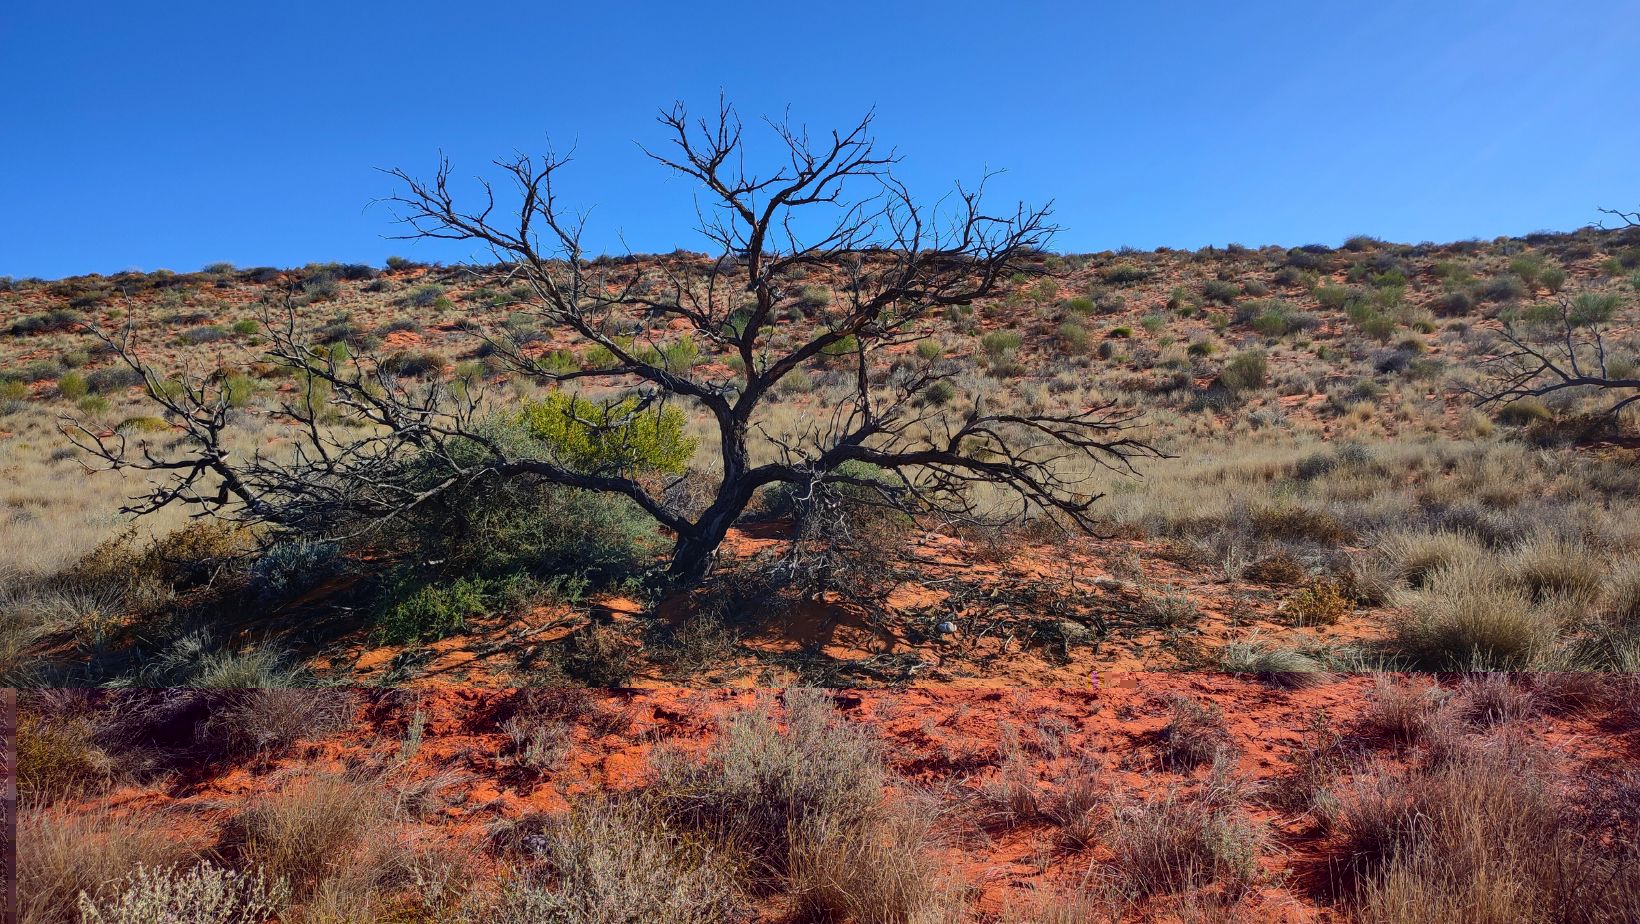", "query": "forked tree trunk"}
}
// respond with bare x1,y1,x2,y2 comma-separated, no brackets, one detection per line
666,501,741,584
